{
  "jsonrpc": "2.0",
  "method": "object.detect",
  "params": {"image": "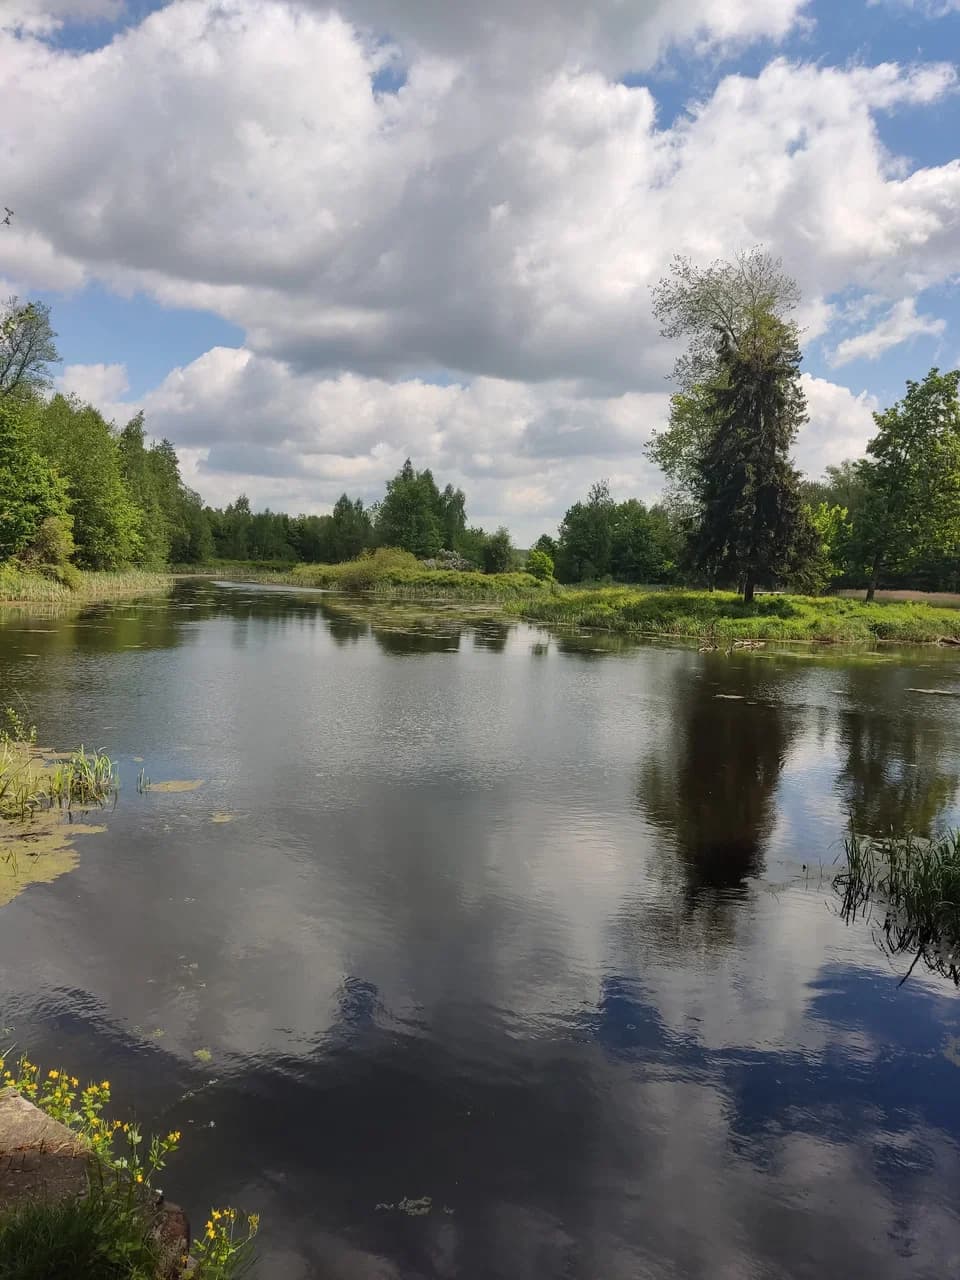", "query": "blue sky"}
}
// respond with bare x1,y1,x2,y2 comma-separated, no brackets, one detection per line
2,0,959,535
